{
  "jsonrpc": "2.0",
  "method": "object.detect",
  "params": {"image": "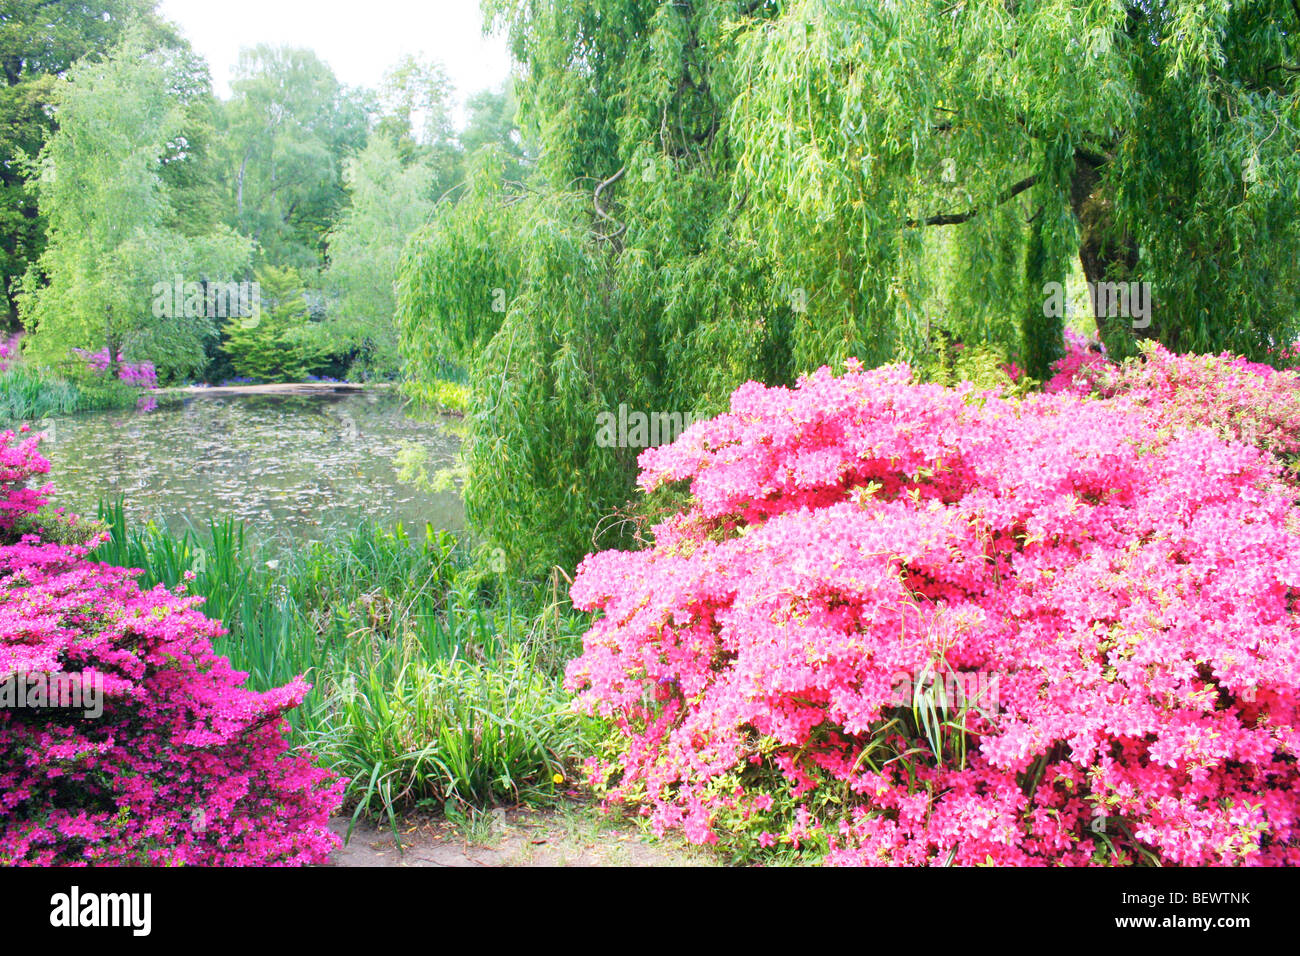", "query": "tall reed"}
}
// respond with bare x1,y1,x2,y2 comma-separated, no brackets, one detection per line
86,498,596,829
